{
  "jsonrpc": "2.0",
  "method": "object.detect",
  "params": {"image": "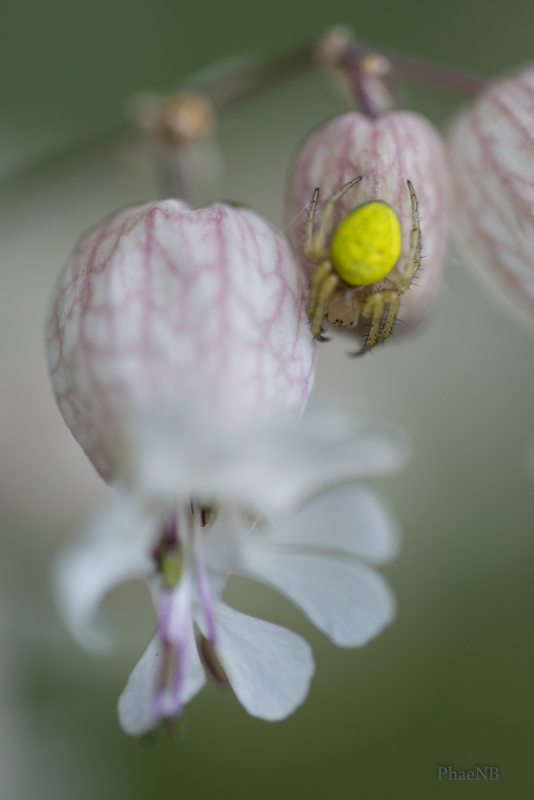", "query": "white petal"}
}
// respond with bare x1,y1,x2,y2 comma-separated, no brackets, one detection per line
213,603,314,721
117,629,206,736
54,494,156,652
266,484,400,563
240,547,396,647
136,406,410,517
231,408,410,516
